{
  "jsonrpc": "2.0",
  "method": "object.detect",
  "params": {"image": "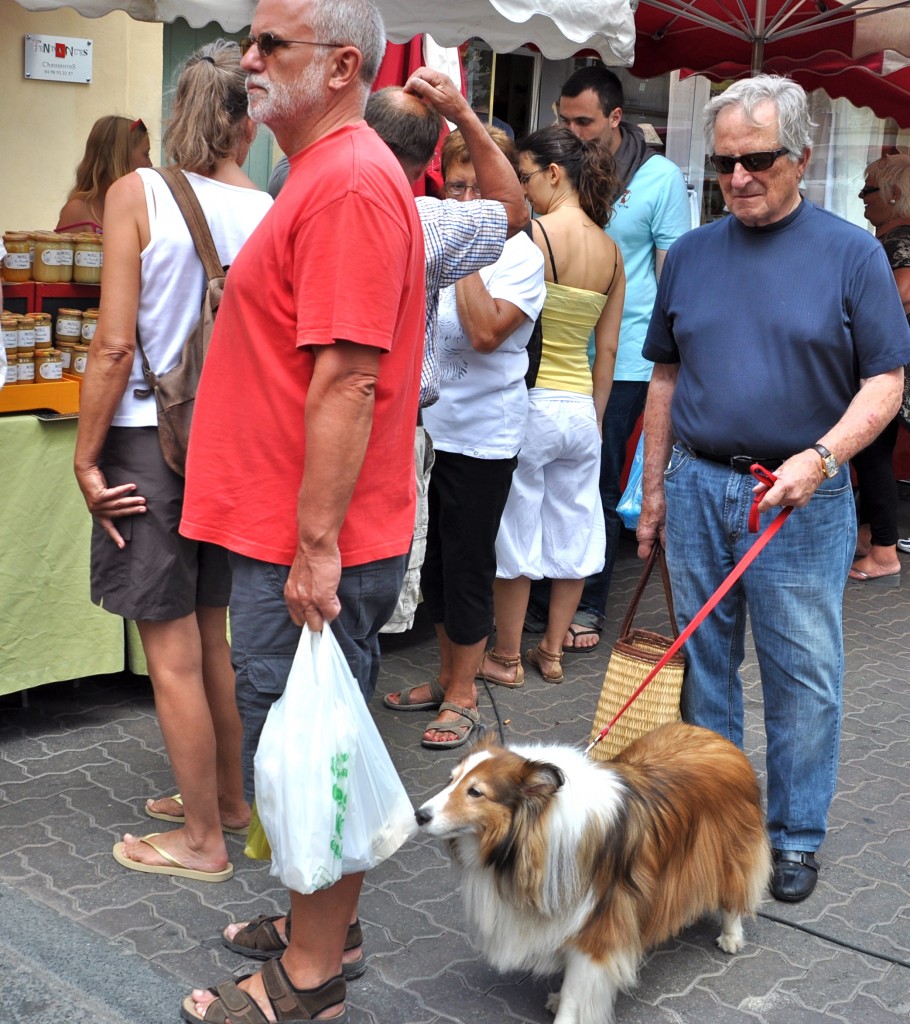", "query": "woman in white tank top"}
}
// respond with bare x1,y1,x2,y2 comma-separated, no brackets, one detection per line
74,41,273,882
